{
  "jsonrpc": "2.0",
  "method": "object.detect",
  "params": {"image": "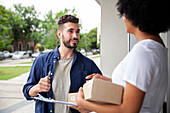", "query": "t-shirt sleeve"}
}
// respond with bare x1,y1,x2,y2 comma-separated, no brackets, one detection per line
123,45,154,92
